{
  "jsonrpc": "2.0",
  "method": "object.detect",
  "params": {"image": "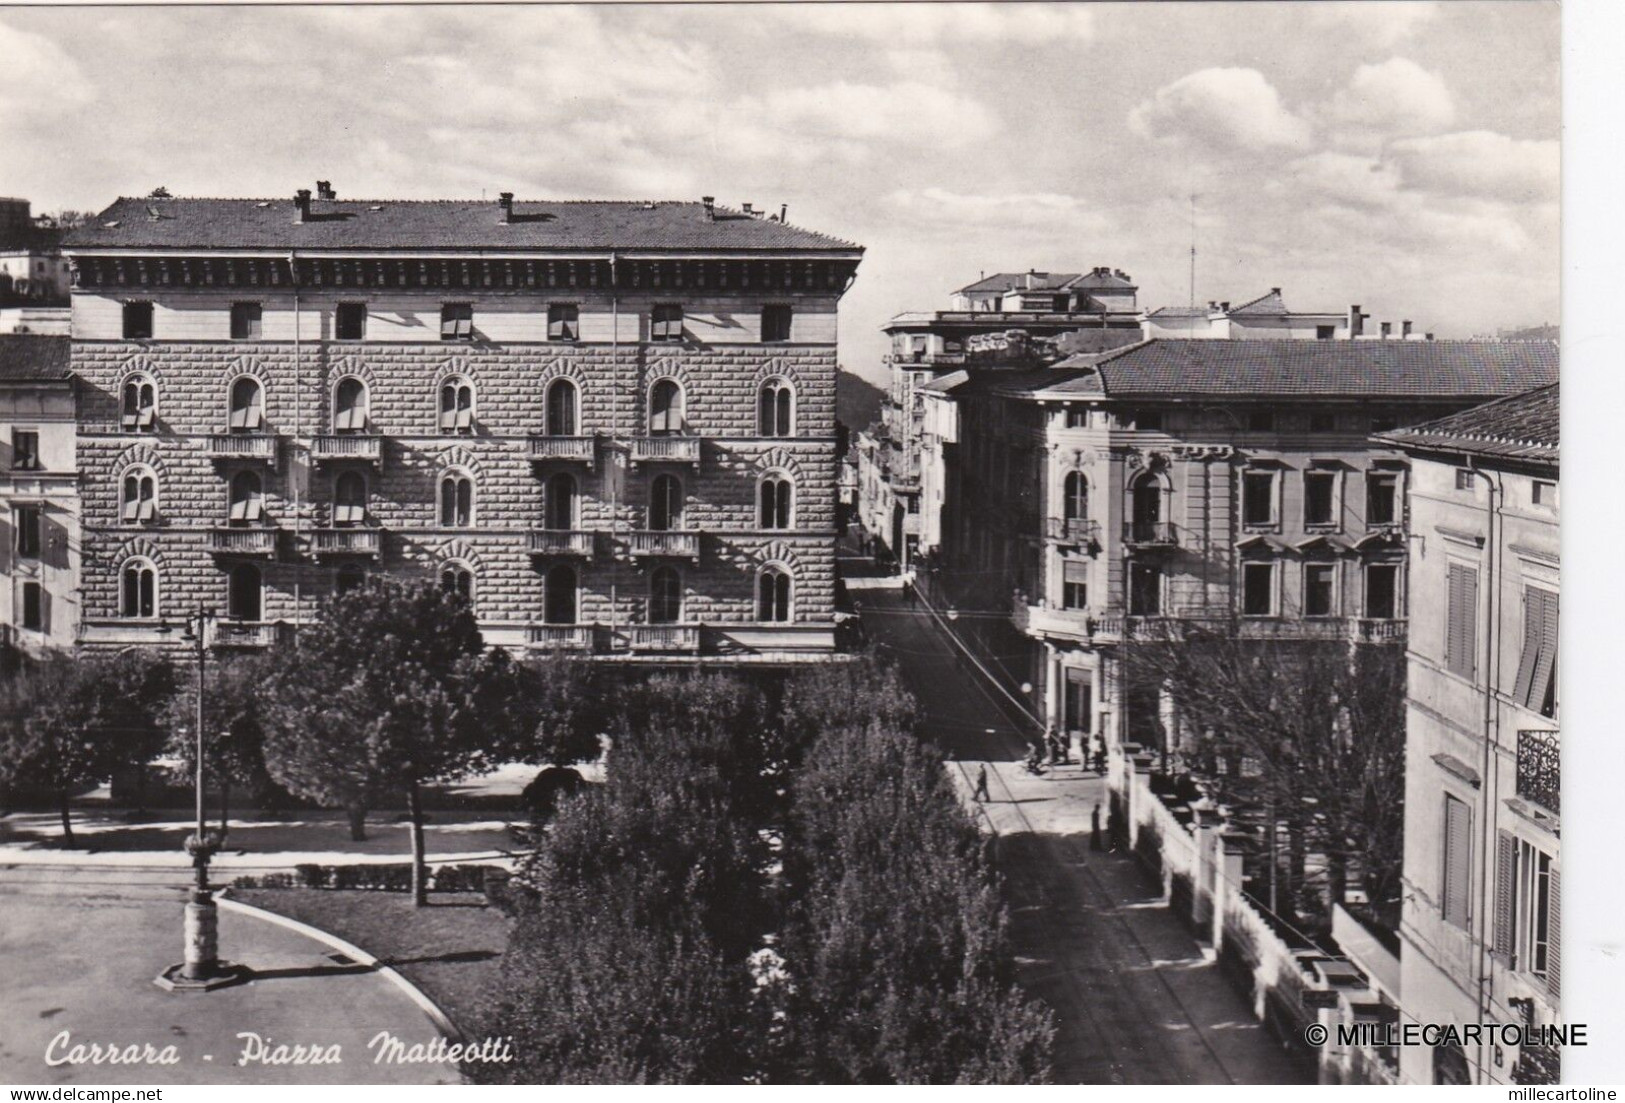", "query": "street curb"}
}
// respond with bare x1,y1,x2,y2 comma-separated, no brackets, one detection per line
215,893,467,1045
